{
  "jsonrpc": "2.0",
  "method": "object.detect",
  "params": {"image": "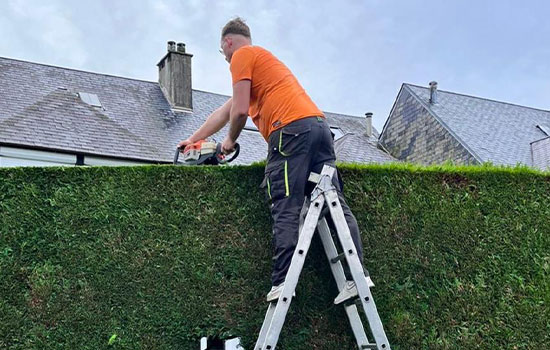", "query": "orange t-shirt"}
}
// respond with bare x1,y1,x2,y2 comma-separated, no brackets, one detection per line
230,45,324,140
